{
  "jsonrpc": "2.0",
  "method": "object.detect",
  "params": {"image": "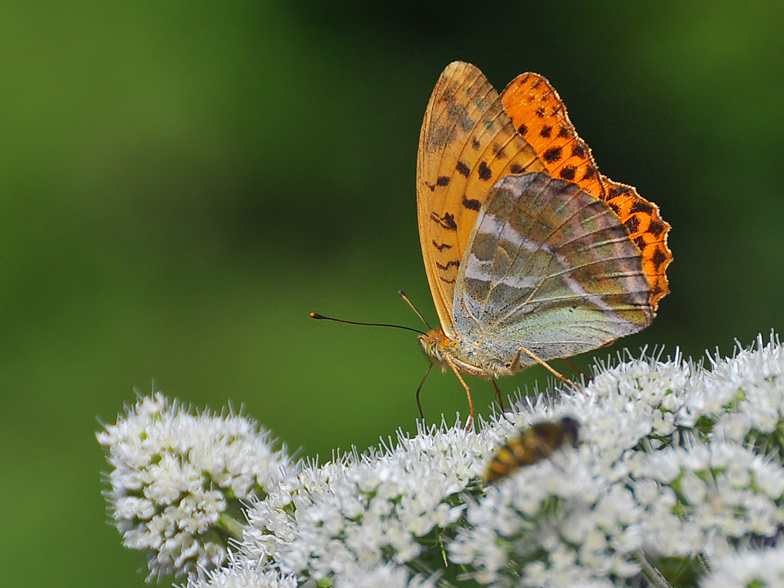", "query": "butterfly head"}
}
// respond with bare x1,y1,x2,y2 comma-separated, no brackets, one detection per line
418,328,459,373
